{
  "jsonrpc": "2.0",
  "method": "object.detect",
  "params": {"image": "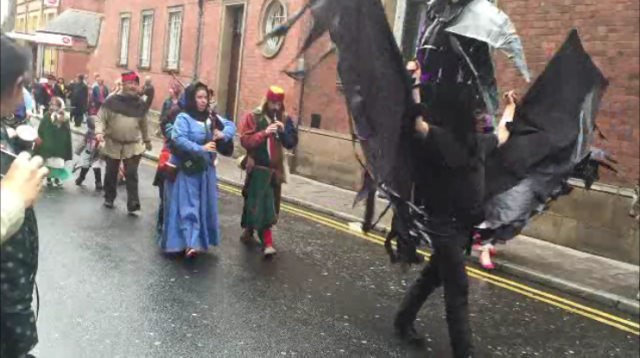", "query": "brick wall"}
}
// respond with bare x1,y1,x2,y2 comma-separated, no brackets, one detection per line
57,39,90,80
495,0,640,187
235,0,305,122
60,0,104,13
84,0,307,118
300,34,351,133
86,0,203,112
301,0,640,187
